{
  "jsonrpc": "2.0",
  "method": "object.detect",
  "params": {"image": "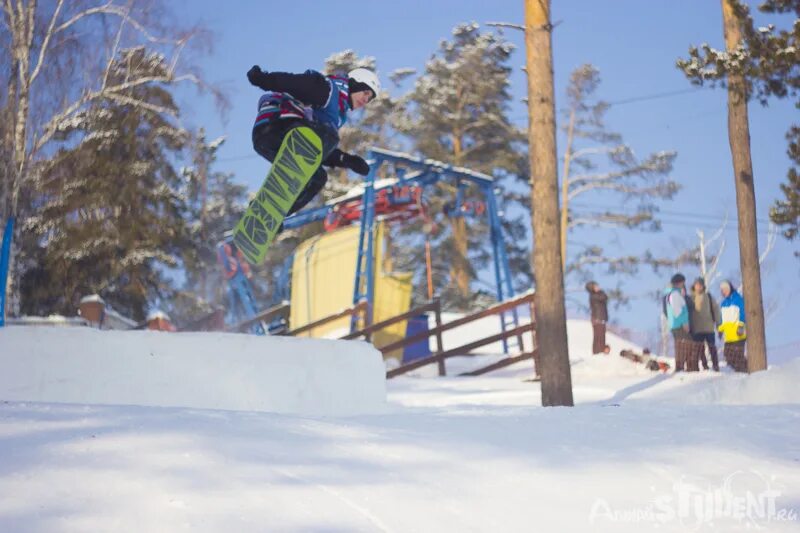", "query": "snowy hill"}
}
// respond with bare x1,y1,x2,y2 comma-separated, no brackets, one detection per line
0,321,798,532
